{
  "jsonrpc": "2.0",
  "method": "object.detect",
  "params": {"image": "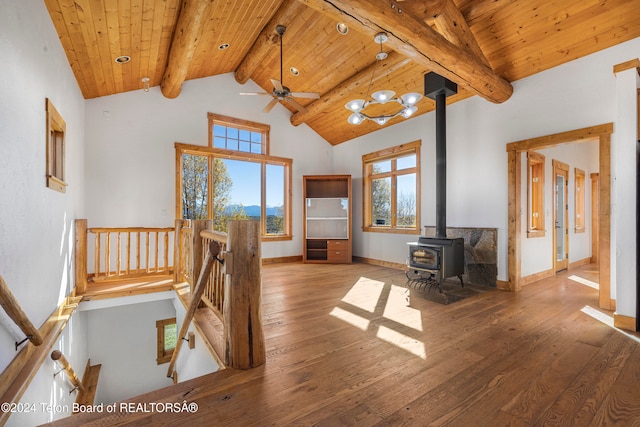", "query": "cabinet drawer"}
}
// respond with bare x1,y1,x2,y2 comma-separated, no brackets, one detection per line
328,250,350,263
327,240,348,250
